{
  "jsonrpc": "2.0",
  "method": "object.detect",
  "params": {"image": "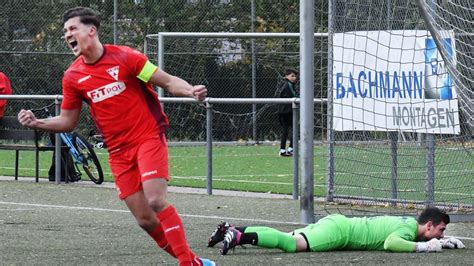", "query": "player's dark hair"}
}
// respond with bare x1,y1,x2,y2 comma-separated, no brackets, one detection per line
417,207,450,226
285,68,298,76
63,7,100,29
